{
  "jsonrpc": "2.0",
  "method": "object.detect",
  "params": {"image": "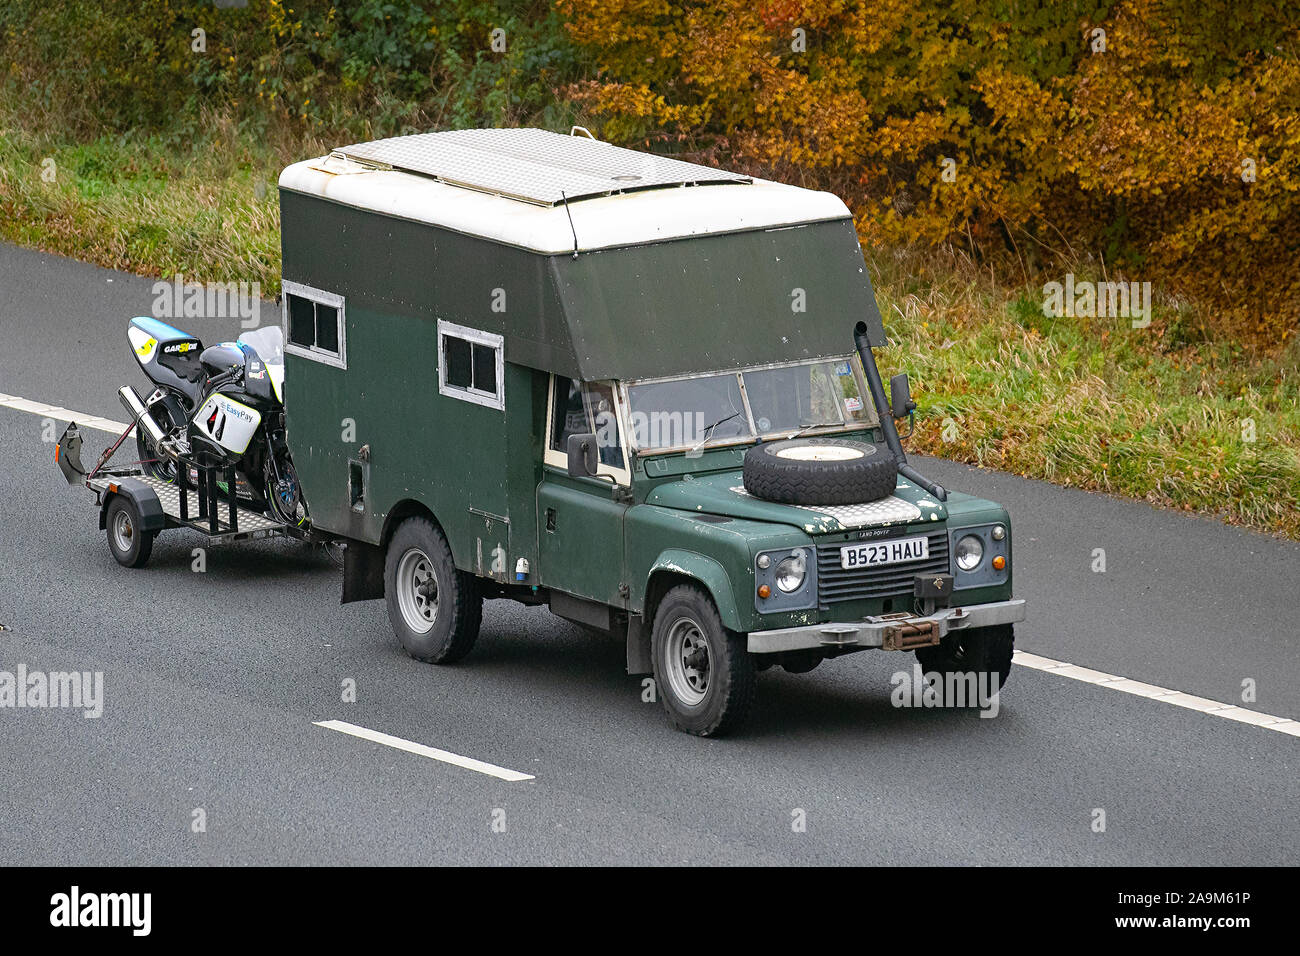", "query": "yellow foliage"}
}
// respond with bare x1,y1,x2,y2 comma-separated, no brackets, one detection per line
559,0,1300,345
